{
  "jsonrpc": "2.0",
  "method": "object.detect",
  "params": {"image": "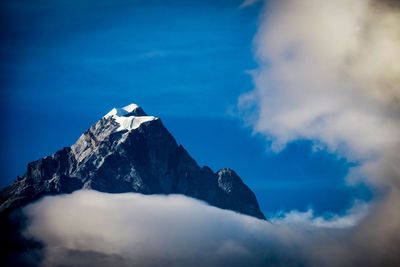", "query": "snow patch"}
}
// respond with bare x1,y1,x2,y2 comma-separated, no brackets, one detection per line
122,103,140,113
113,115,157,131
104,103,157,132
